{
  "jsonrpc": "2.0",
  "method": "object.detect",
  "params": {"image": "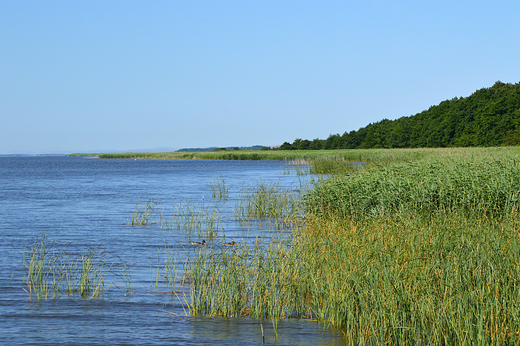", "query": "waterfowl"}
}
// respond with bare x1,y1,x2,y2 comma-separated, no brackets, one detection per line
191,240,206,245
223,241,236,246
